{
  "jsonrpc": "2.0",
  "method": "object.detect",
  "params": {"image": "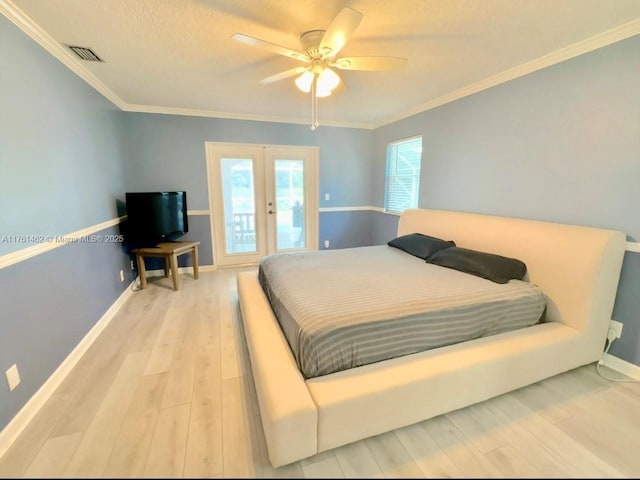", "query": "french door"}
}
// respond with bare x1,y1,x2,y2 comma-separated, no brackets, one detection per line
206,142,318,266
